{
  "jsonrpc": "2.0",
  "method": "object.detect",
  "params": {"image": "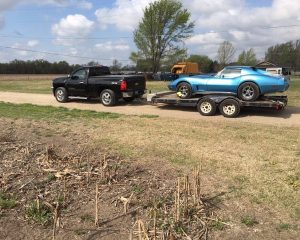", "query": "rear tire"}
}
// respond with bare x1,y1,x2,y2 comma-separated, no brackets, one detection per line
197,98,217,116
176,82,192,99
54,87,68,103
219,99,240,118
100,89,117,106
238,82,260,101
